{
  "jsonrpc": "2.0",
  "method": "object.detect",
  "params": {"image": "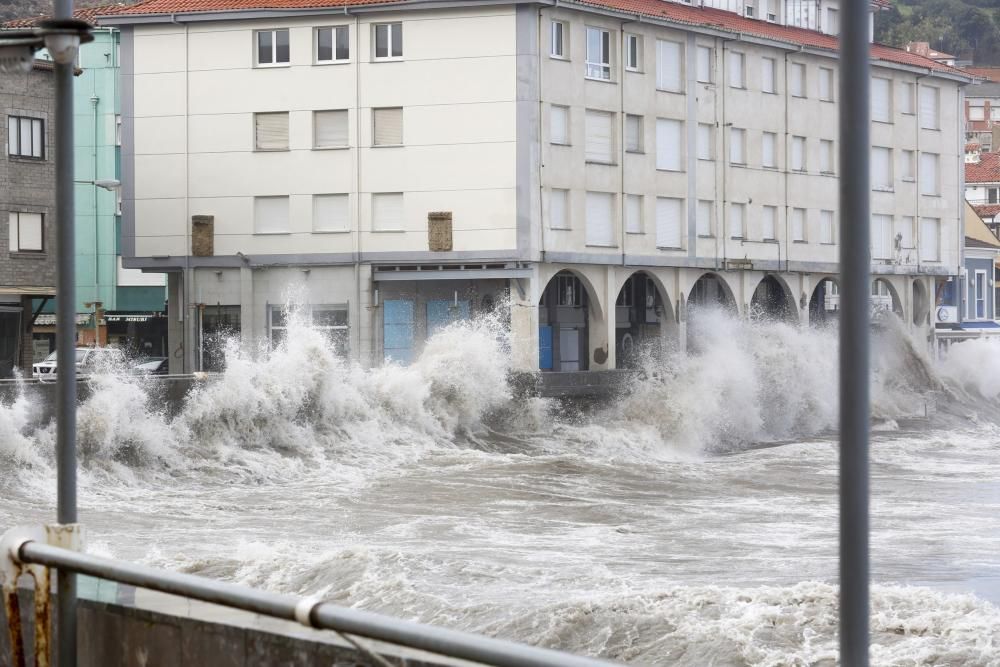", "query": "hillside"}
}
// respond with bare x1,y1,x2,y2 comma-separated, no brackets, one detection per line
875,0,1000,65
0,0,135,24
